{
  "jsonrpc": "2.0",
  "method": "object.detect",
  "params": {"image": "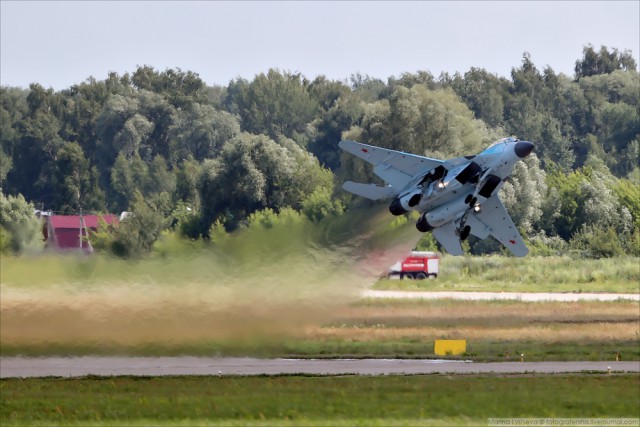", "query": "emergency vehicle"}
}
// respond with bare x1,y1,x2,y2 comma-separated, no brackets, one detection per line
388,251,439,280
